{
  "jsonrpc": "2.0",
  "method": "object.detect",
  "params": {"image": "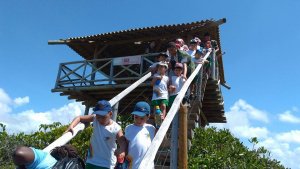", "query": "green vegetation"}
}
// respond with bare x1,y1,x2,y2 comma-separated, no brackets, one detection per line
0,122,92,168
188,127,286,169
0,123,286,168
